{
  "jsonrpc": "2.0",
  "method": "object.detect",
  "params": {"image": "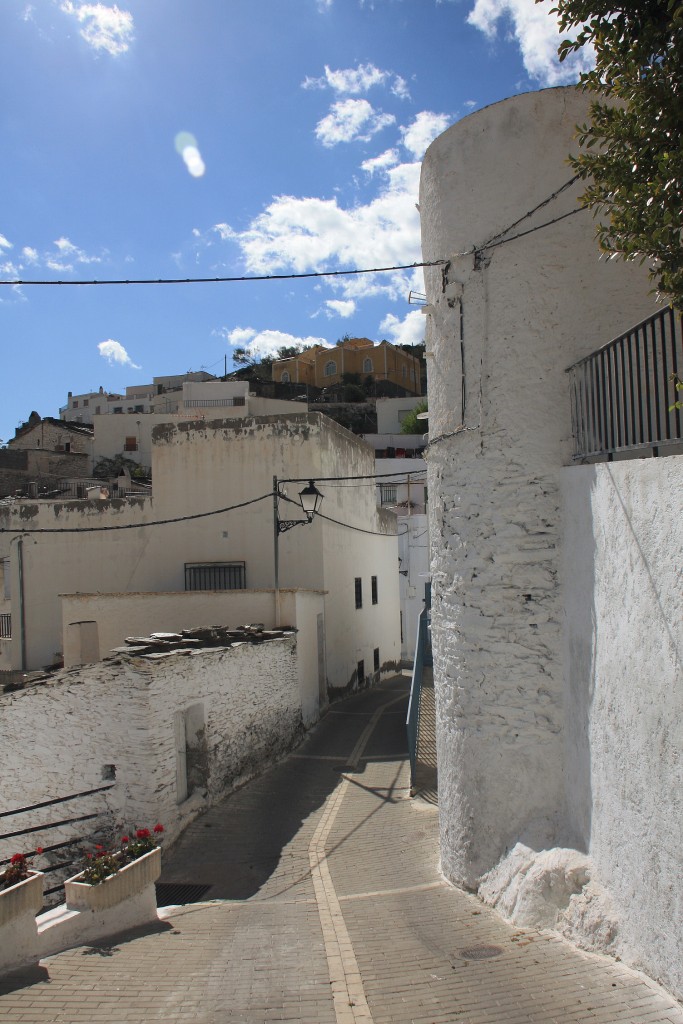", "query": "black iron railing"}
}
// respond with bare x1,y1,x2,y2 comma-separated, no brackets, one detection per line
0,784,115,904
0,613,10,639
406,584,432,790
566,306,682,460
